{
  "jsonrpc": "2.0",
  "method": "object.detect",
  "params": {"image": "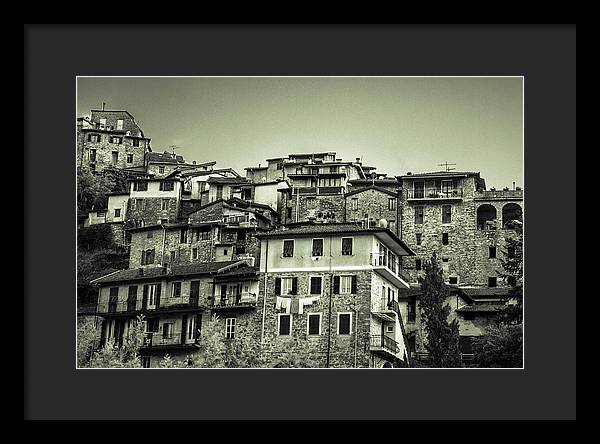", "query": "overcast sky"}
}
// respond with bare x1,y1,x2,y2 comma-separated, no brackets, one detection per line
77,77,523,189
